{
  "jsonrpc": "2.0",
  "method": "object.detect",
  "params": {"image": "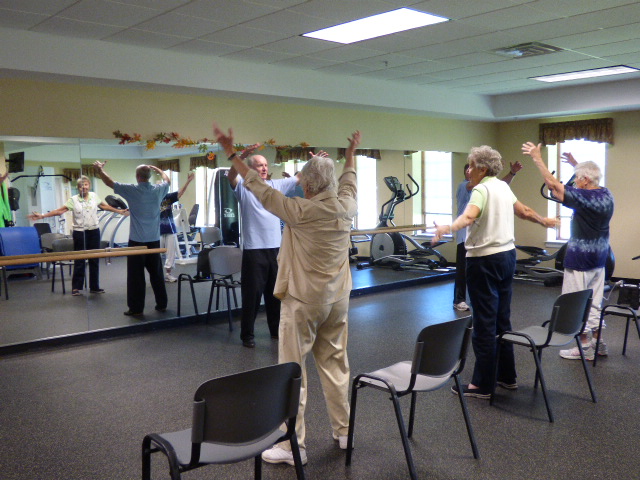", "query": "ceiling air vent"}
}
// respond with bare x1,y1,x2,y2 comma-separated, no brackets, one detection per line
492,42,564,59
